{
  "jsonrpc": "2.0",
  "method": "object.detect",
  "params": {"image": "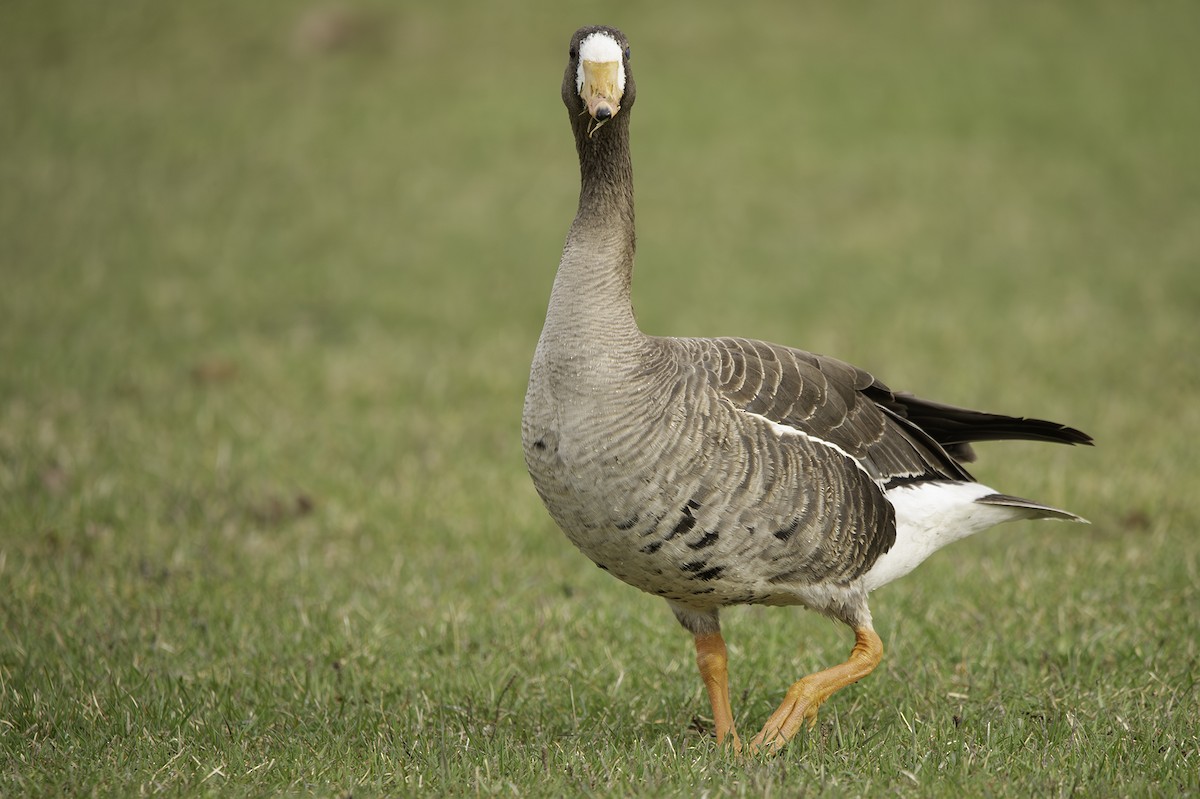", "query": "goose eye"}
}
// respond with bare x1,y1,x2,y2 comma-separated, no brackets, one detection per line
569,46,578,59
624,47,631,60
